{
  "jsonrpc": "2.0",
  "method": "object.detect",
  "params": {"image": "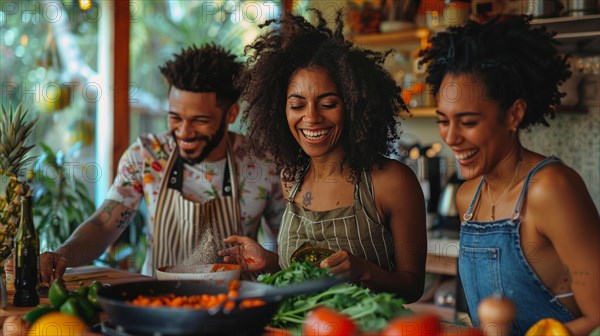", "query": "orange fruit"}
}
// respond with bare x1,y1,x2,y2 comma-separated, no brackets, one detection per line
525,318,572,336
27,312,87,336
